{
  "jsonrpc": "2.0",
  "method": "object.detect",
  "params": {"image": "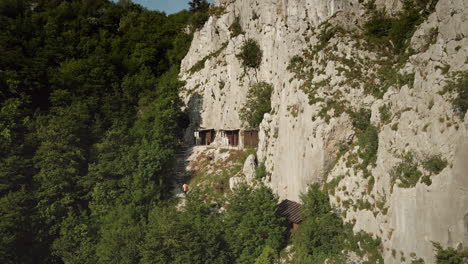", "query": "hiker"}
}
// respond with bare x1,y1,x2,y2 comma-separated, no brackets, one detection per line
182,184,189,195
